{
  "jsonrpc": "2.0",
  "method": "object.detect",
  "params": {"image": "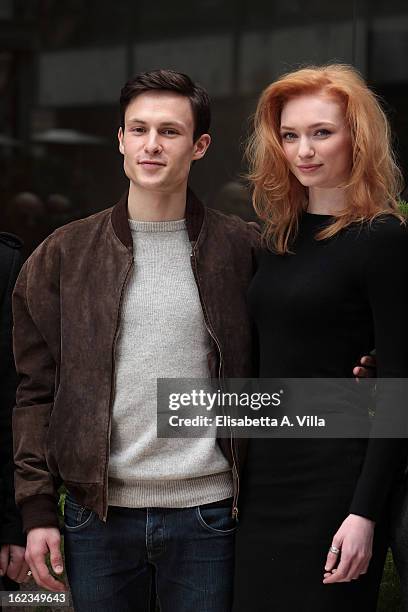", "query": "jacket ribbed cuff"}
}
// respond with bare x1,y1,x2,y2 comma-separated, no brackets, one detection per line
20,494,59,533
